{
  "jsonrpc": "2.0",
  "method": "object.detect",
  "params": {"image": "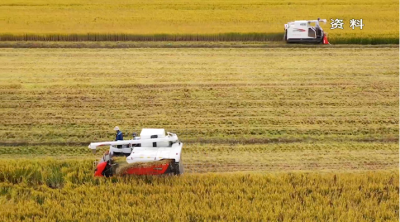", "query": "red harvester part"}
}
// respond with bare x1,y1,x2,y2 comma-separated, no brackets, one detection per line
124,163,170,175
